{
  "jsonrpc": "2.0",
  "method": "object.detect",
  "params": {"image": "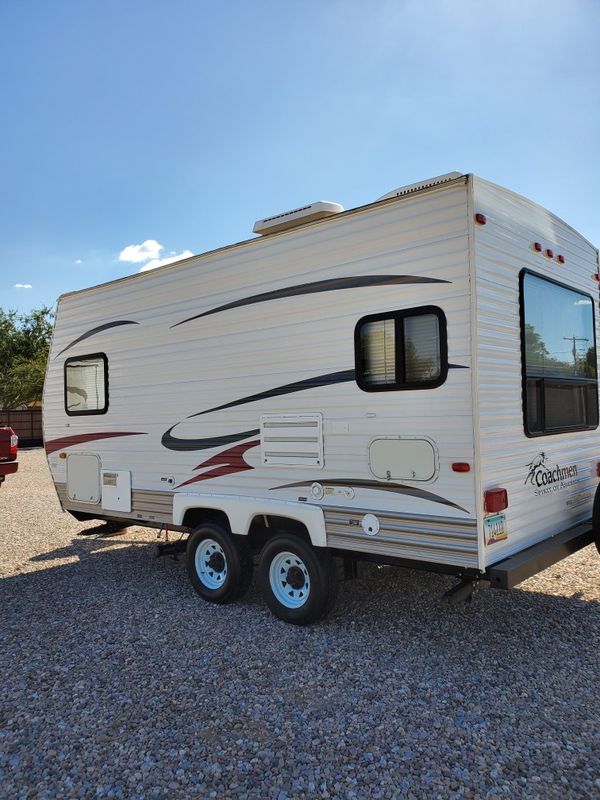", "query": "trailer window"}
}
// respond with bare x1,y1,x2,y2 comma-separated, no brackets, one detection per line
355,306,447,391
64,353,108,415
521,271,598,435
